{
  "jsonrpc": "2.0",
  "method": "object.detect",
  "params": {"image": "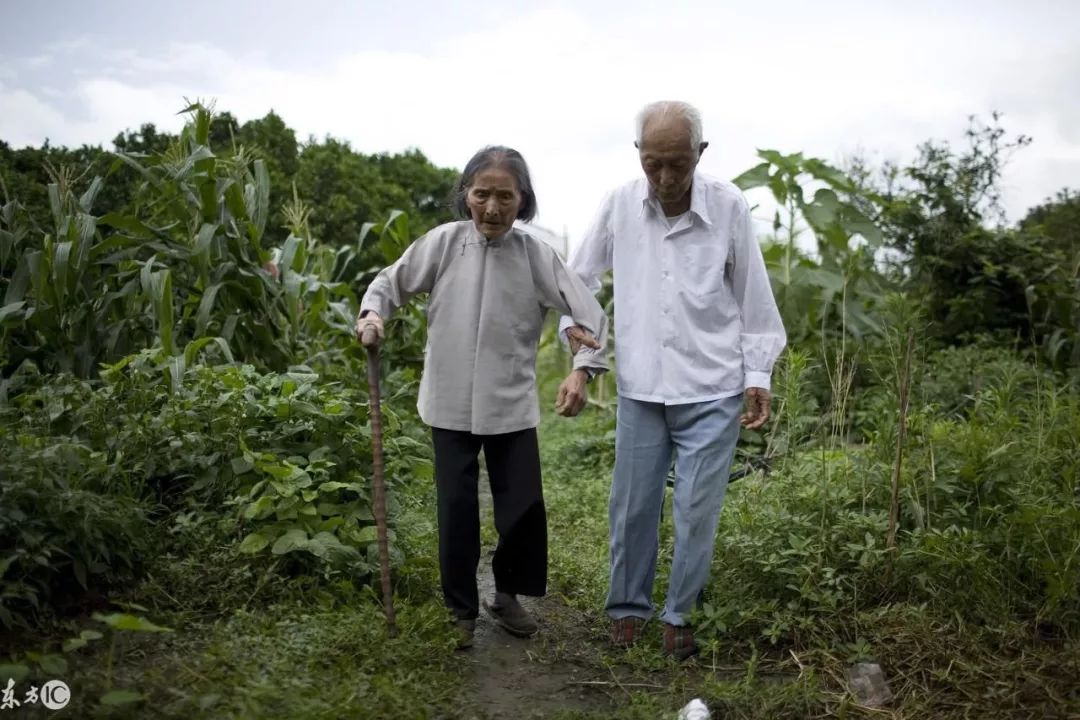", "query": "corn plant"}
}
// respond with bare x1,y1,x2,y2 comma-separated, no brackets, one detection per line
733,150,889,348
